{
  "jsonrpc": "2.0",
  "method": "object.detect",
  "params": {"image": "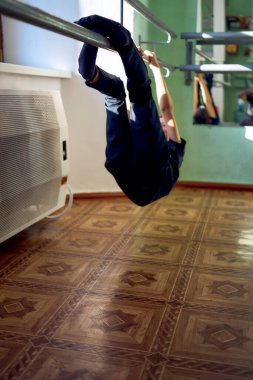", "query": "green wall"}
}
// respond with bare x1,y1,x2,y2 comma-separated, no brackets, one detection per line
134,0,253,185
224,0,253,122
